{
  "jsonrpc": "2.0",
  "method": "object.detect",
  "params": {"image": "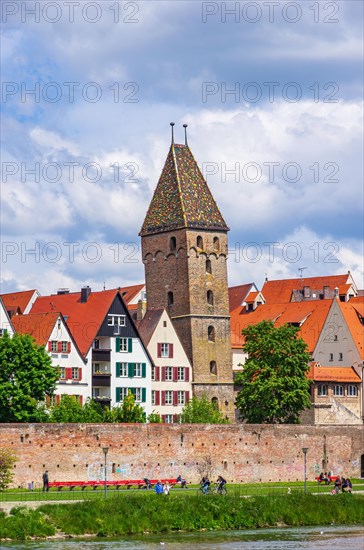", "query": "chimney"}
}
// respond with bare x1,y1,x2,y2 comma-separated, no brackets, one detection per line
323,286,330,299
334,287,339,297
81,286,91,303
303,286,310,299
137,299,147,321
